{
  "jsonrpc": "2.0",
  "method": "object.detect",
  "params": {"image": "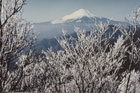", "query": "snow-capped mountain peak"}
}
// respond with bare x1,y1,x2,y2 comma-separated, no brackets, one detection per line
63,9,94,20
52,9,95,24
